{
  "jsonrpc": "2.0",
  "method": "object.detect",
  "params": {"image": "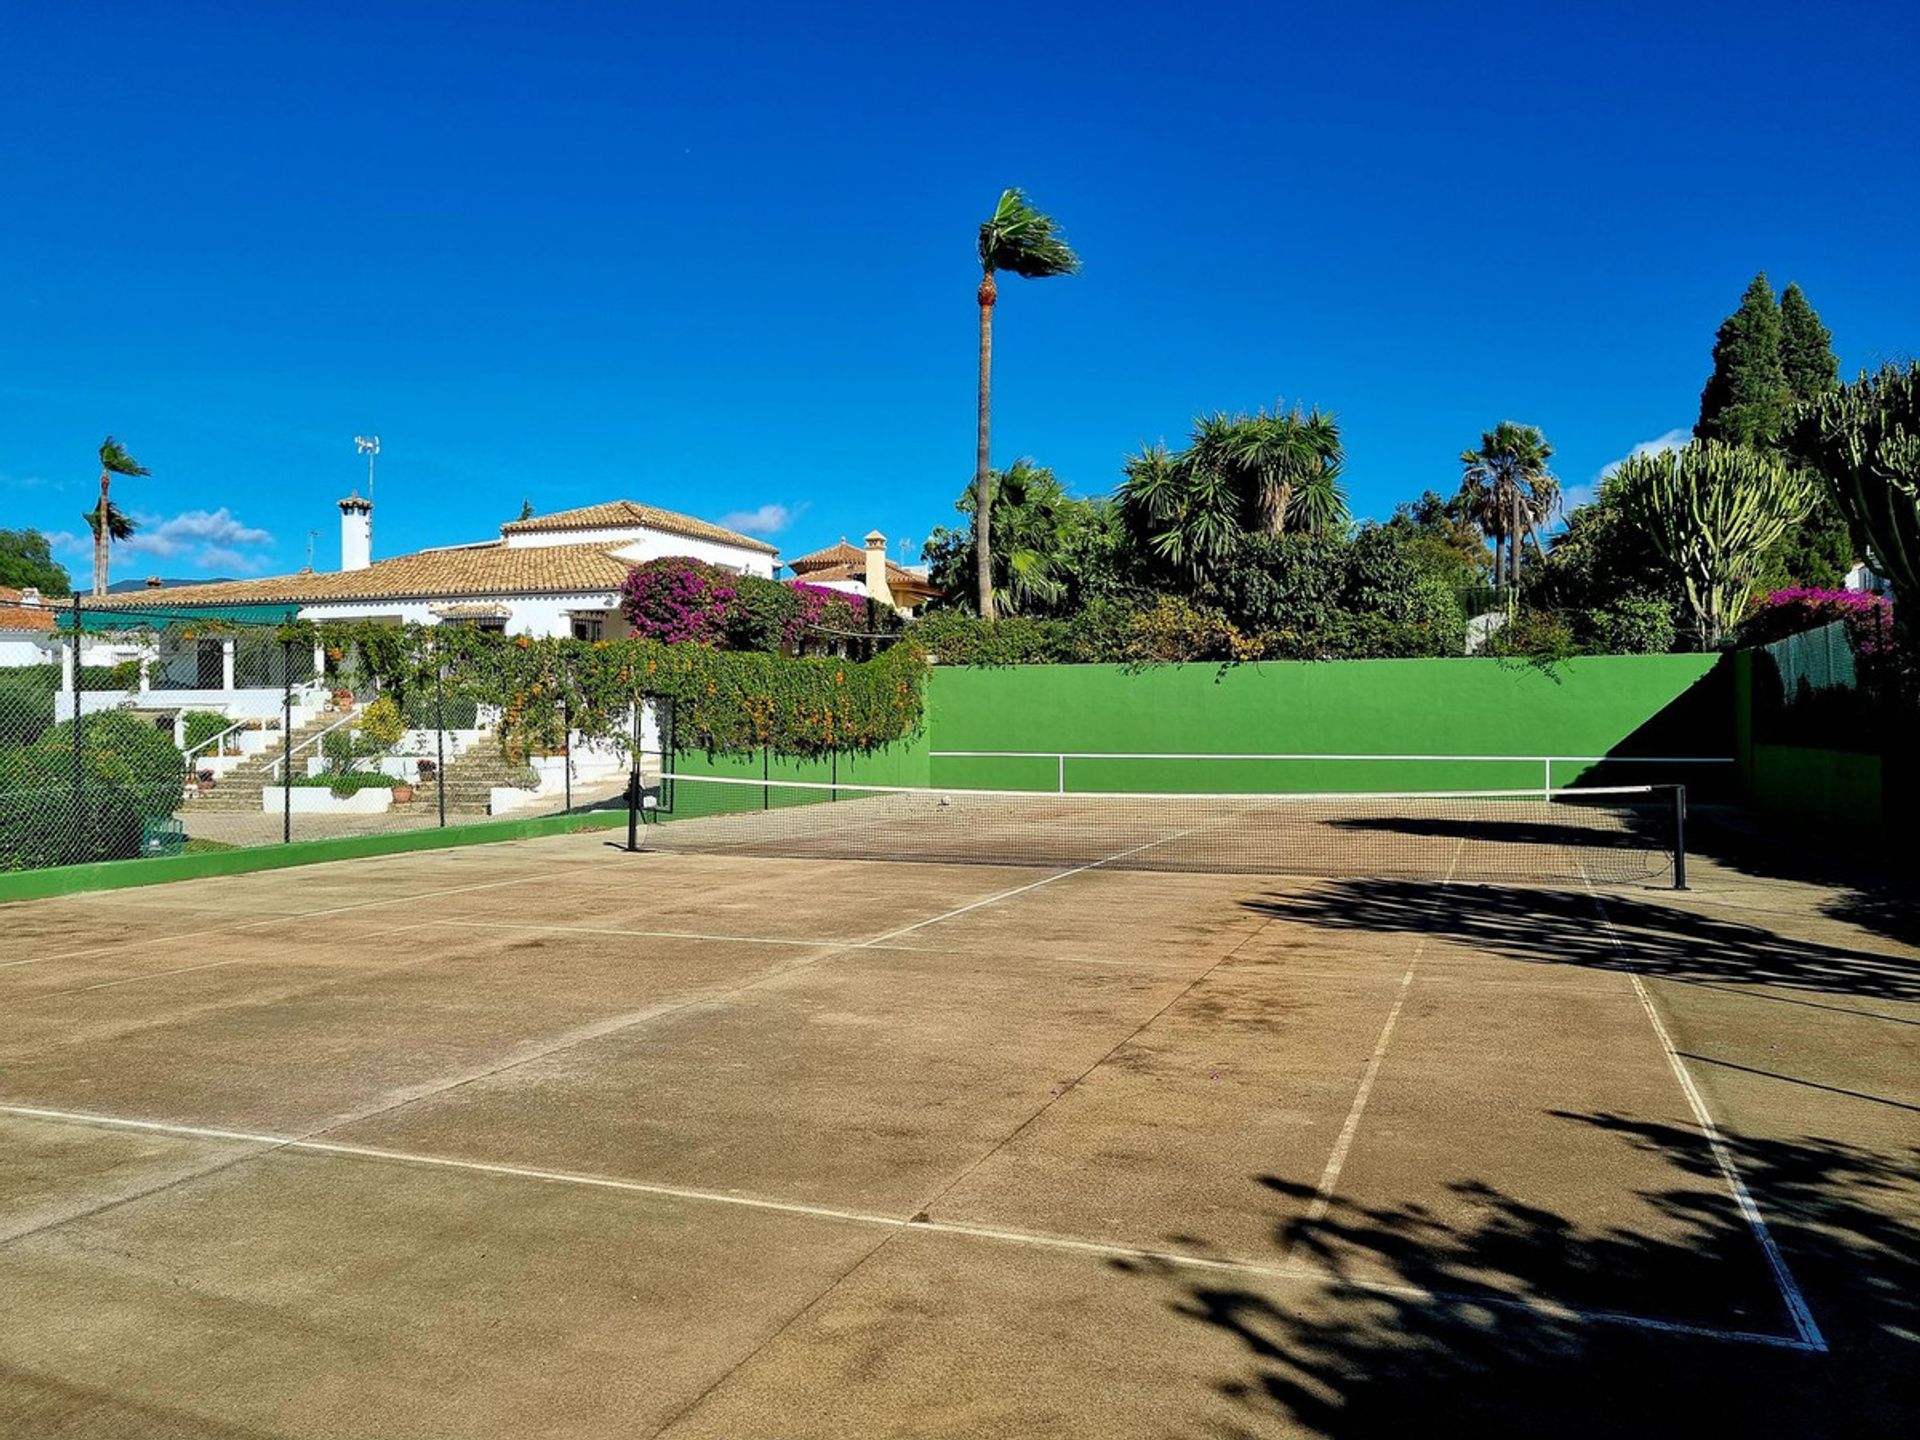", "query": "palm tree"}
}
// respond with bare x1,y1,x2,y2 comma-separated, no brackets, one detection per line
1223,404,1346,537
975,188,1079,618
92,437,150,597
1456,422,1558,598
